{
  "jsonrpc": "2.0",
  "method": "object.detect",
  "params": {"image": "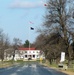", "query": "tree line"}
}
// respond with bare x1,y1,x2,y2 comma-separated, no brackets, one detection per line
34,0,74,67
